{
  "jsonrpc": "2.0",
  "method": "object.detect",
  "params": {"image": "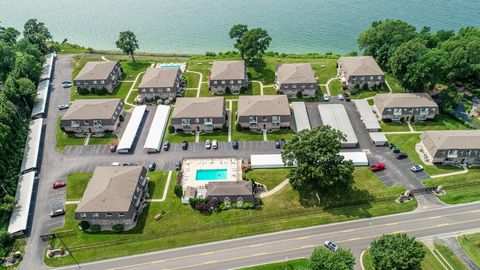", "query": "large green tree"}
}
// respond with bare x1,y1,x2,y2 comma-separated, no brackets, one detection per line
229,24,249,59
12,53,42,84
308,247,355,270
357,19,417,69
0,41,16,82
241,28,271,70
436,85,461,114
23,18,51,52
116,30,139,62
281,126,354,202
370,234,426,270
0,23,20,46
